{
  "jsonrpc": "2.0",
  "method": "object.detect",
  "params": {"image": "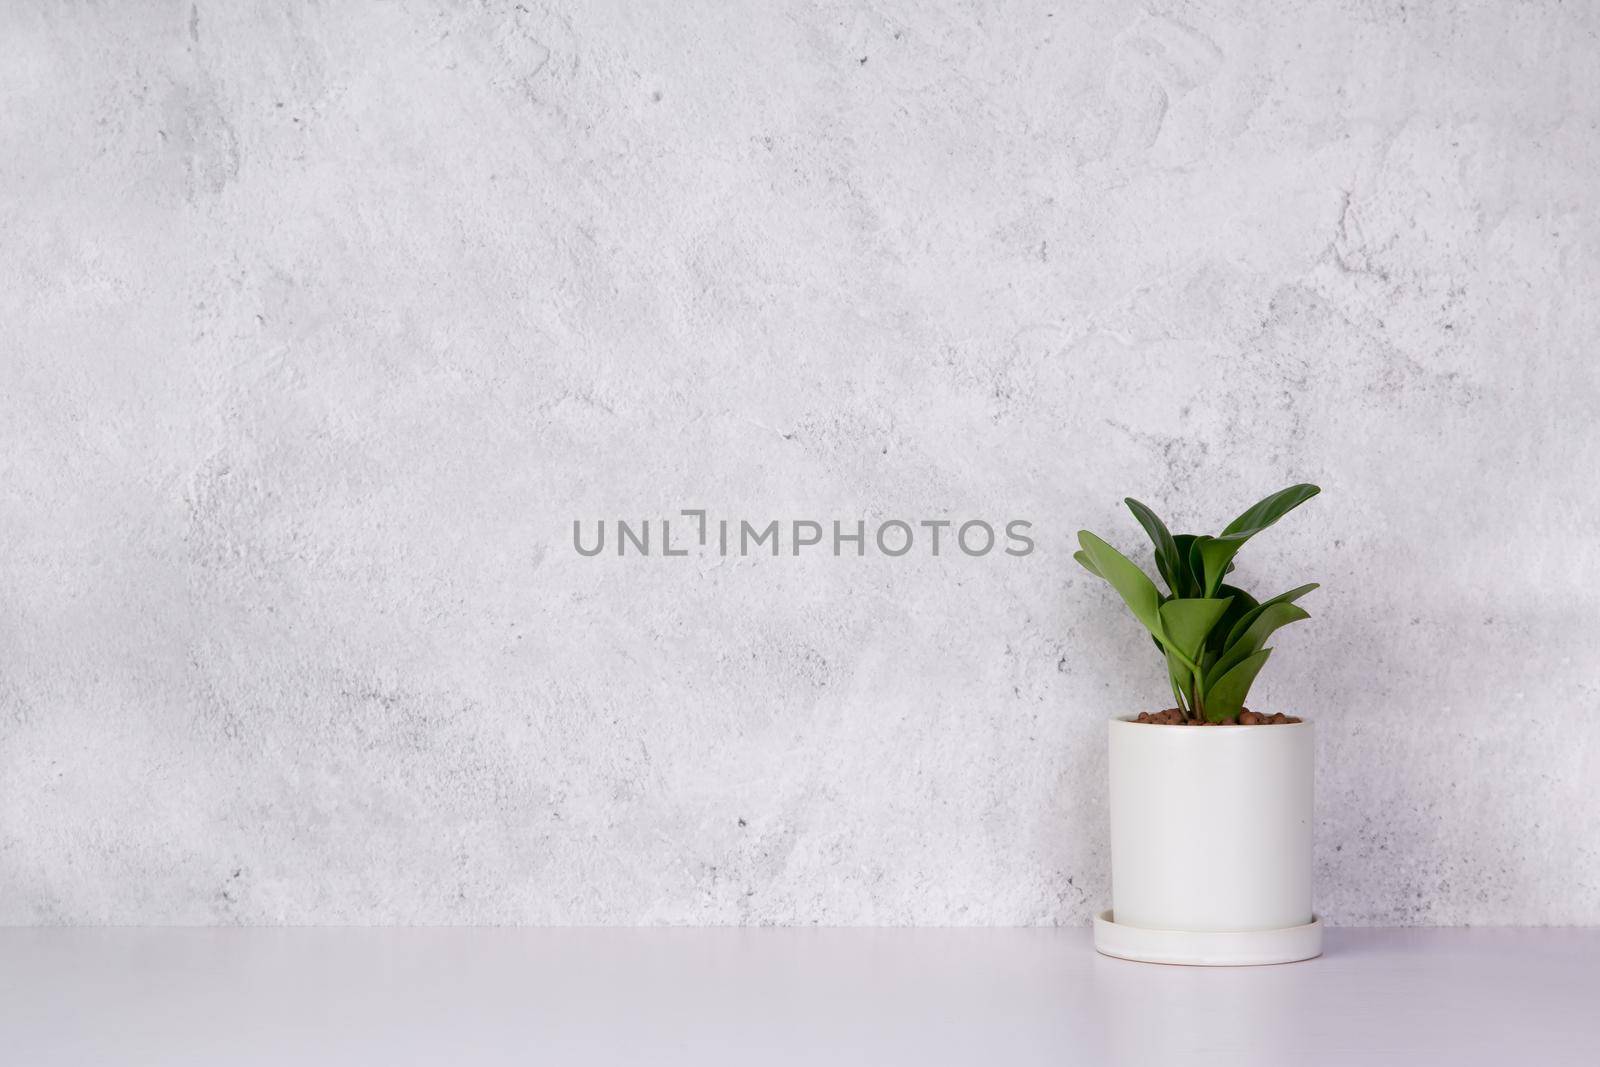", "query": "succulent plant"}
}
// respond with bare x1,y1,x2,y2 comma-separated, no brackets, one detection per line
1076,484,1321,723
